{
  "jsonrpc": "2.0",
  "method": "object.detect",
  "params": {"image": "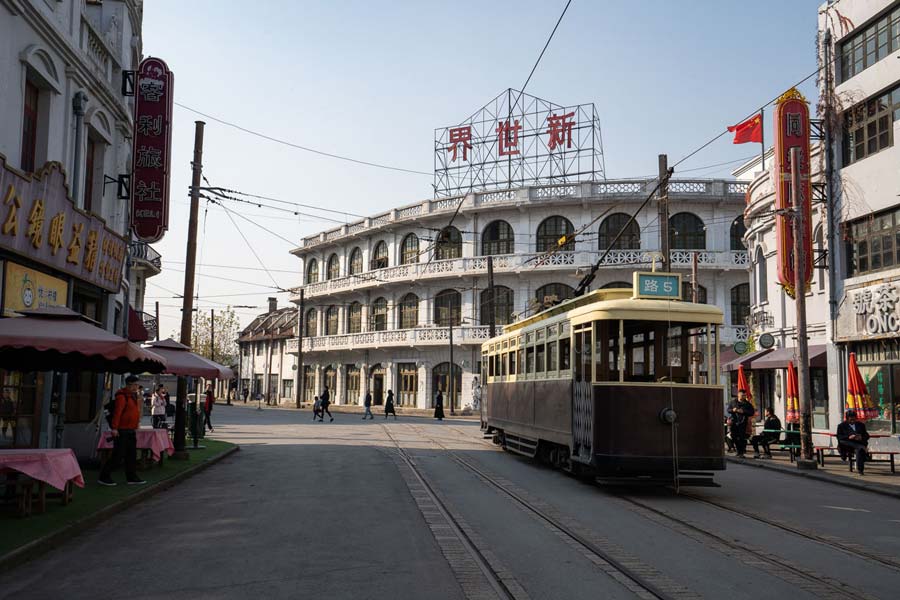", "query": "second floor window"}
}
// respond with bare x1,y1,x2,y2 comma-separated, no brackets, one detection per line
371,241,388,270
399,293,419,329
731,283,750,327
21,80,39,172
371,297,388,331
327,254,340,280
401,234,419,265
325,306,339,335
840,6,900,81
847,205,900,276
537,216,574,252
435,226,462,260
349,247,363,275
842,85,900,166
347,302,362,333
